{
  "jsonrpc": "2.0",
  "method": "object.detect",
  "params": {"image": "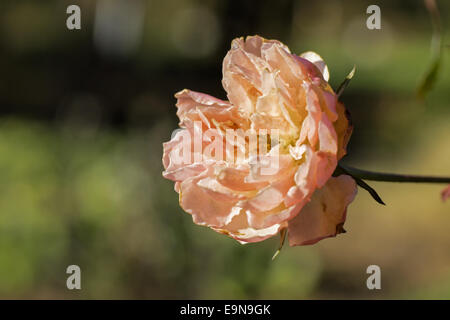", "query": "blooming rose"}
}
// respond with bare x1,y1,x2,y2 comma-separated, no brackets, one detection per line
162,35,357,246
